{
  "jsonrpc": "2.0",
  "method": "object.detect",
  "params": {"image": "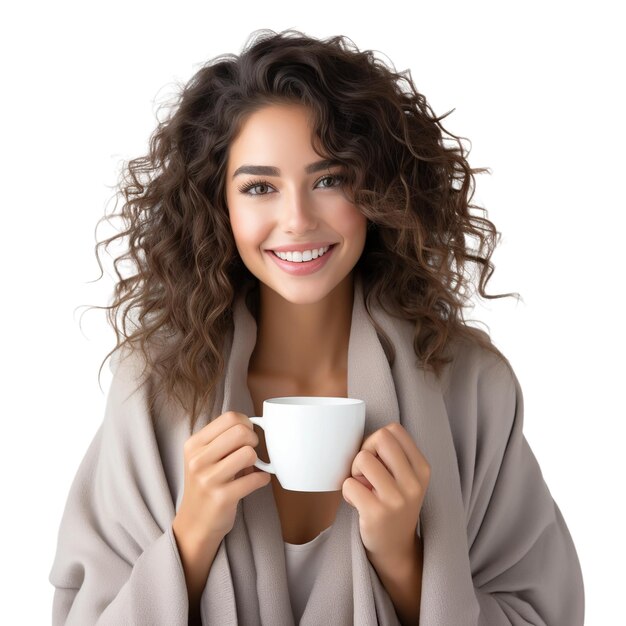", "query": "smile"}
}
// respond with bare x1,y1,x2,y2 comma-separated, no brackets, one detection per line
266,243,337,276
271,245,331,262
